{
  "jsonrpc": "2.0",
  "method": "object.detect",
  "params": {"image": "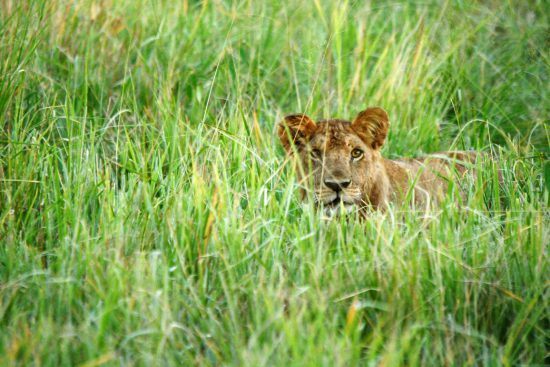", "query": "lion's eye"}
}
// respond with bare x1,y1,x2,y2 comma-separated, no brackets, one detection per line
311,149,322,159
351,148,364,159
